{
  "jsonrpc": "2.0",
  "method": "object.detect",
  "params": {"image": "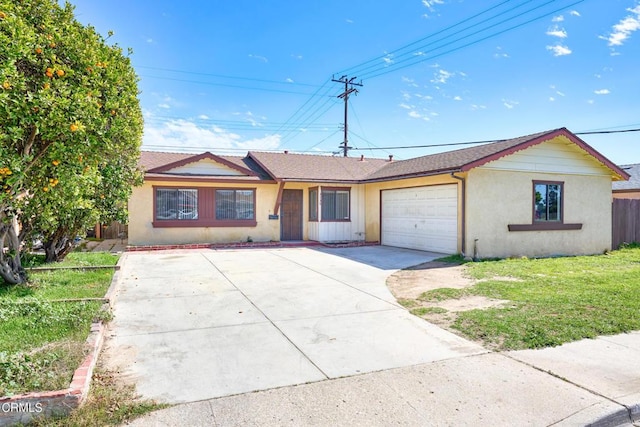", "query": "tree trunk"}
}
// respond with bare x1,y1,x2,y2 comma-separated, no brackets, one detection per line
44,227,75,263
0,216,27,285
